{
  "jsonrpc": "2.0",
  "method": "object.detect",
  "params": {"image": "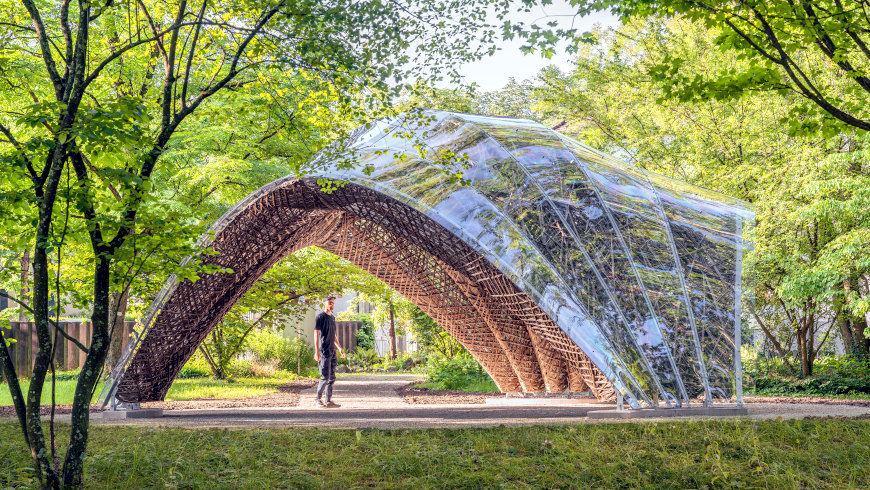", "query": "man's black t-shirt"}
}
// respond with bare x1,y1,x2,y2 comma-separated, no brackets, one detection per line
315,311,336,355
